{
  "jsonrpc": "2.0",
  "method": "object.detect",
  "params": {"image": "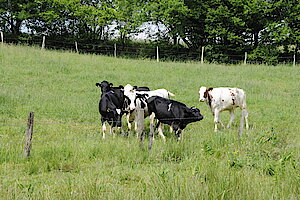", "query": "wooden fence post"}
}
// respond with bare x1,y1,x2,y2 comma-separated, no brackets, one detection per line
136,107,145,148
41,36,45,50
244,52,247,65
0,32,3,44
75,41,79,53
24,112,34,157
293,53,296,67
201,46,204,64
156,46,159,62
114,43,117,58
